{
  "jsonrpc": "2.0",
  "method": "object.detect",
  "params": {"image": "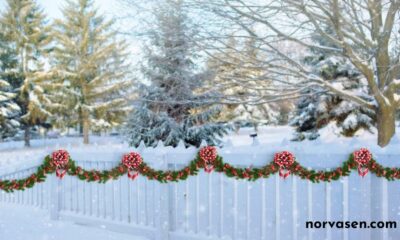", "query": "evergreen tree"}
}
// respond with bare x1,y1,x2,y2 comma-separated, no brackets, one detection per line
0,0,55,146
124,0,228,148
290,30,375,141
290,88,322,141
52,0,131,144
0,81,20,139
0,30,20,139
